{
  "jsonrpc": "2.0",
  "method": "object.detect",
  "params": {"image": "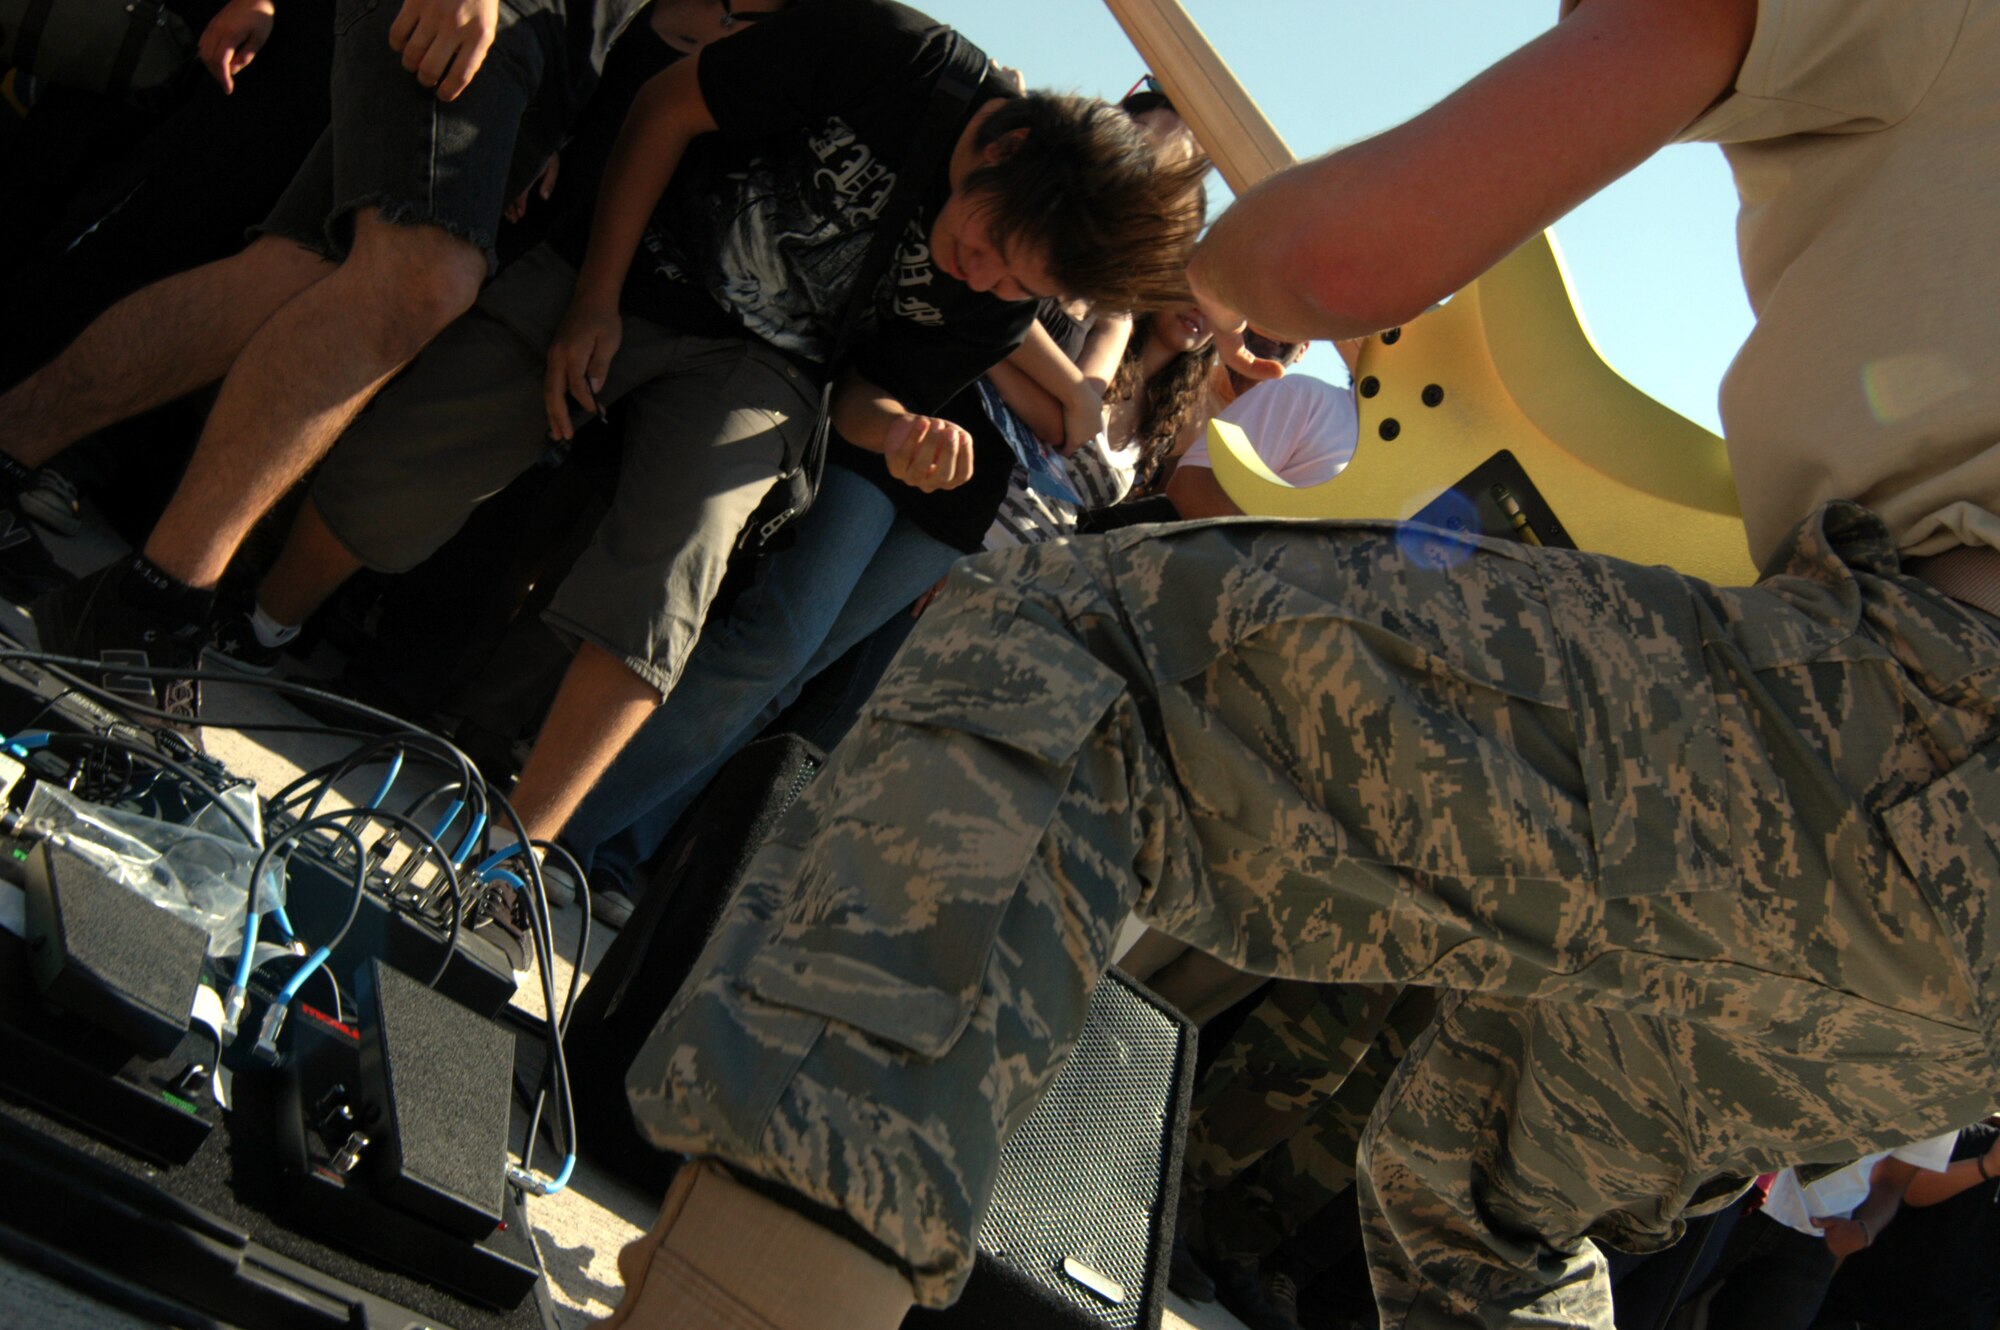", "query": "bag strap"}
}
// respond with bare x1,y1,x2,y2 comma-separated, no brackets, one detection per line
11,0,60,72
105,0,168,100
